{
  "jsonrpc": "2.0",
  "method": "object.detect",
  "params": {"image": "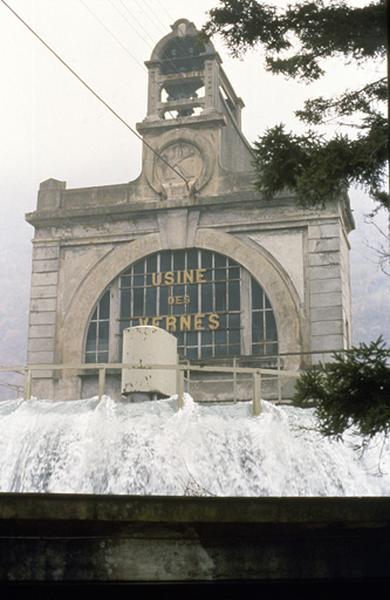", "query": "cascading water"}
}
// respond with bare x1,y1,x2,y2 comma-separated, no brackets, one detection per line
0,395,389,496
